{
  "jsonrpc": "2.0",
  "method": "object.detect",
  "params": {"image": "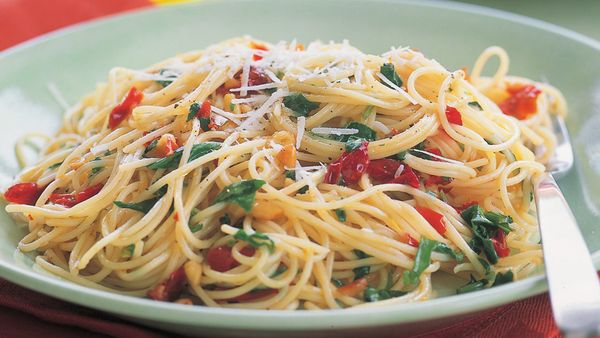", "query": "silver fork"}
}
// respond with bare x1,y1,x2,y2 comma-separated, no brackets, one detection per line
535,115,600,337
